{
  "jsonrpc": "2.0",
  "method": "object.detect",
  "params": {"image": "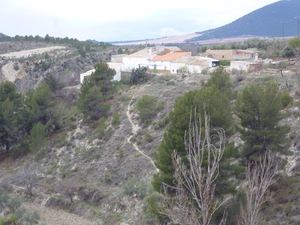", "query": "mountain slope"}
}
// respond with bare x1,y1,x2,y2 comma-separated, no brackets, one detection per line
191,0,300,41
